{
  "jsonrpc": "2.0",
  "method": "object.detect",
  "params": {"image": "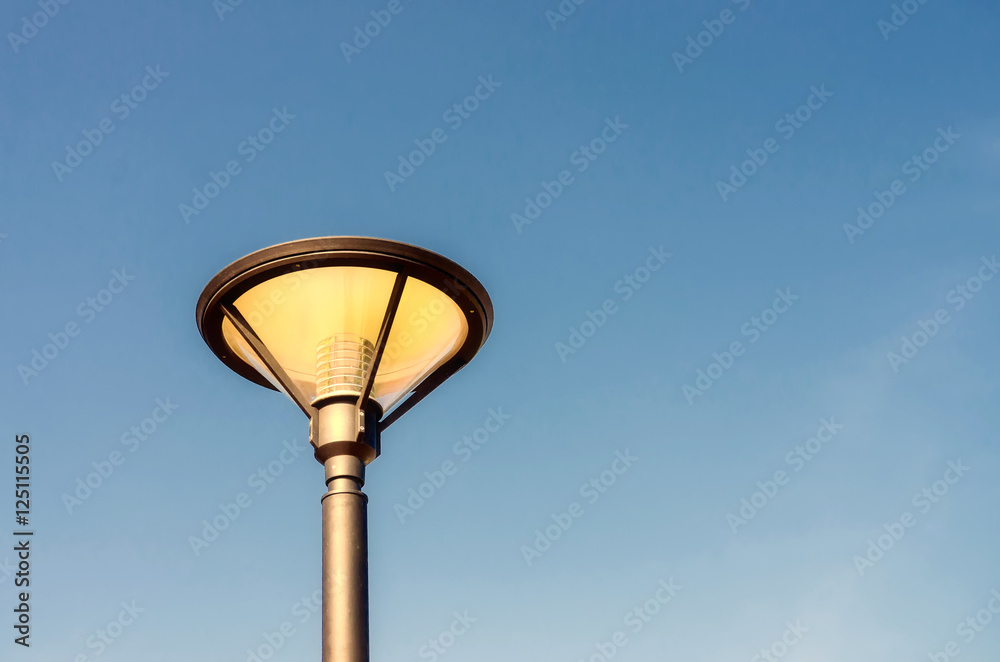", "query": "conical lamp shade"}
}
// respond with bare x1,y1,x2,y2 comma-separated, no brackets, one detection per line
197,237,491,425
